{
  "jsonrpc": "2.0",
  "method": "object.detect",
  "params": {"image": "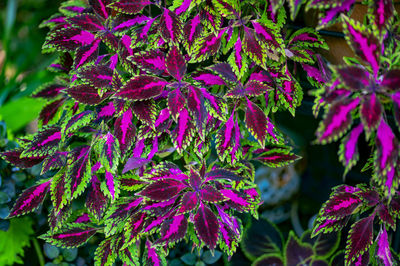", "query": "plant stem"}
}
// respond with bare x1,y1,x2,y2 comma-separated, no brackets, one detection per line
291,201,304,237
32,238,45,266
